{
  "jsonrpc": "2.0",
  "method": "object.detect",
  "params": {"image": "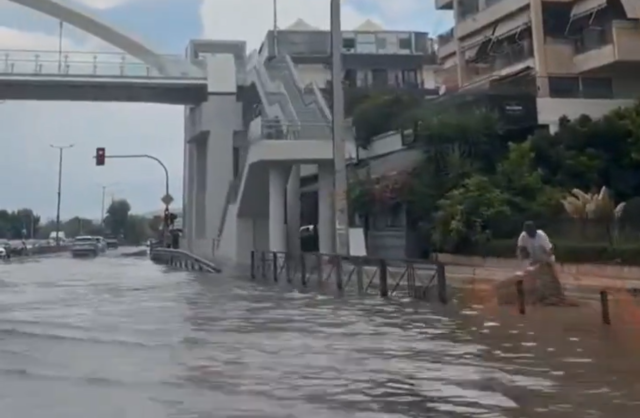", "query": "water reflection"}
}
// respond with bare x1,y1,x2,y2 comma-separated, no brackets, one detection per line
0,254,638,417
